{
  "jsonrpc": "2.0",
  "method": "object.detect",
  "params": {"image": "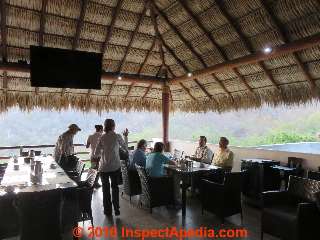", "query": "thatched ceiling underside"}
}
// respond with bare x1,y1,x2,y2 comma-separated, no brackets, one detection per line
0,0,320,113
